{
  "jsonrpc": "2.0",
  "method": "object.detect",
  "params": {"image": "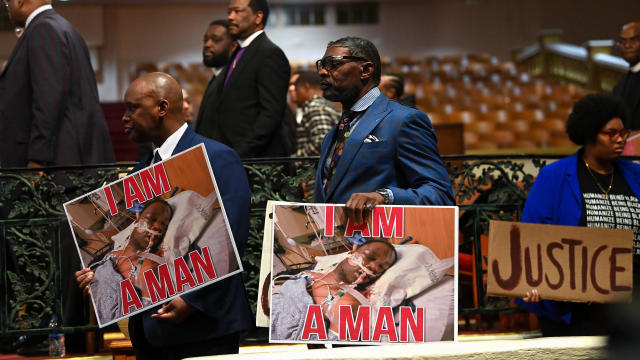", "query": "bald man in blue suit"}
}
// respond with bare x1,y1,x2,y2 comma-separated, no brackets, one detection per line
314,37,454,222
77,73,252,359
